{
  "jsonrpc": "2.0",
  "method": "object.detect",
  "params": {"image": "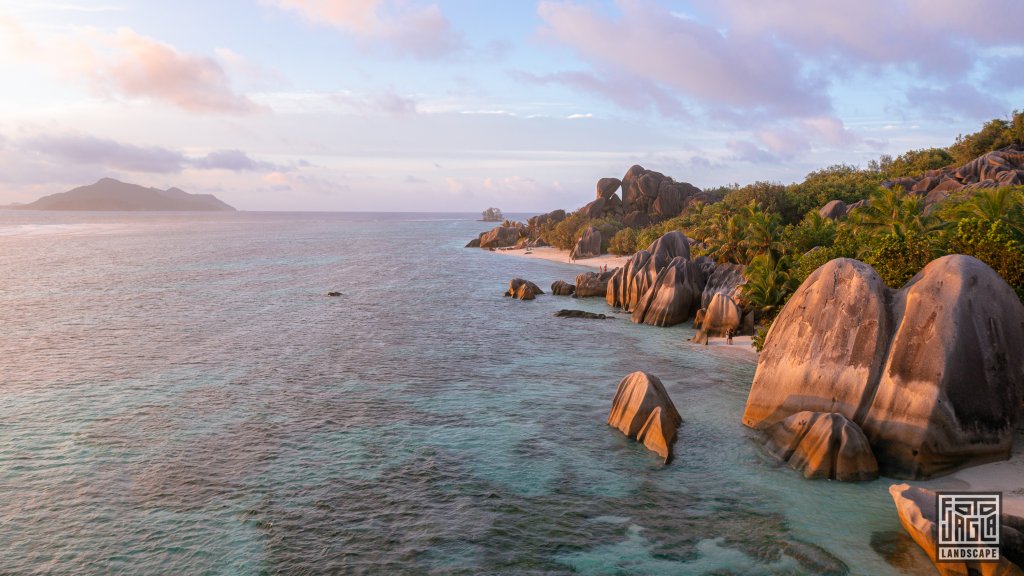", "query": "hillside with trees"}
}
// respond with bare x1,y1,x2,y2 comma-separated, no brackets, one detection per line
528,111,1024,348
